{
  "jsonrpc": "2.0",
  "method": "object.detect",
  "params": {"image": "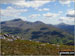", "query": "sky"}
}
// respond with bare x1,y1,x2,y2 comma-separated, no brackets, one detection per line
0,0,75,25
